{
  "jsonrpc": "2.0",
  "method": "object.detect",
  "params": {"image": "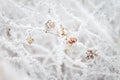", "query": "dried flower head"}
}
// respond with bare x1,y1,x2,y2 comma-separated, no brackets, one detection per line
27,37,34,44
46,20,55,28
67,37,77,45
86,49,97,59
